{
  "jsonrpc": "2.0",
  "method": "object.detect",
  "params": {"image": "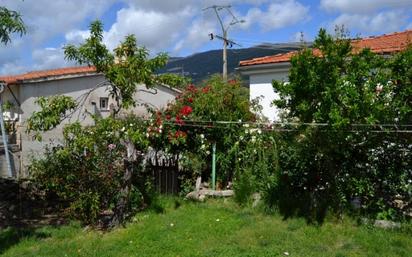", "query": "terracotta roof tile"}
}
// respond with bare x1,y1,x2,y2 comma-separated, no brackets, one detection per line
0,66,97,85
239,30,412,67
